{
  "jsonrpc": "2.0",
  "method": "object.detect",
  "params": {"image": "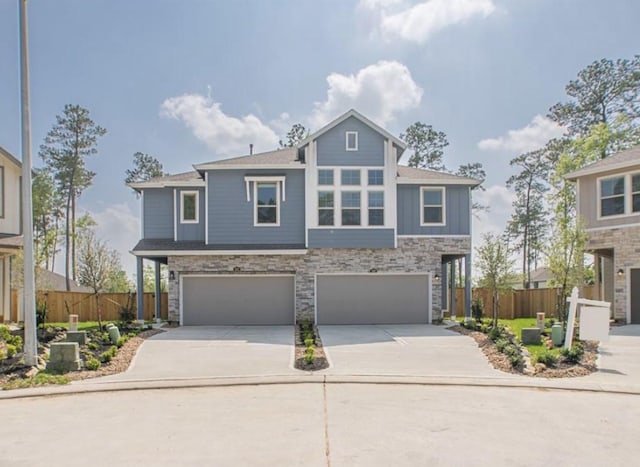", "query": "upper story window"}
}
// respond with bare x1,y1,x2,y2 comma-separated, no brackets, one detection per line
318,169,334,186
256,182,279,225
318,191,334,226
368,169,383,186
598,172,640,218
345,131,358,151
421,187,445,226
342,191,361,226
180,191,199,223
0,166,4,219
341,169,361,186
